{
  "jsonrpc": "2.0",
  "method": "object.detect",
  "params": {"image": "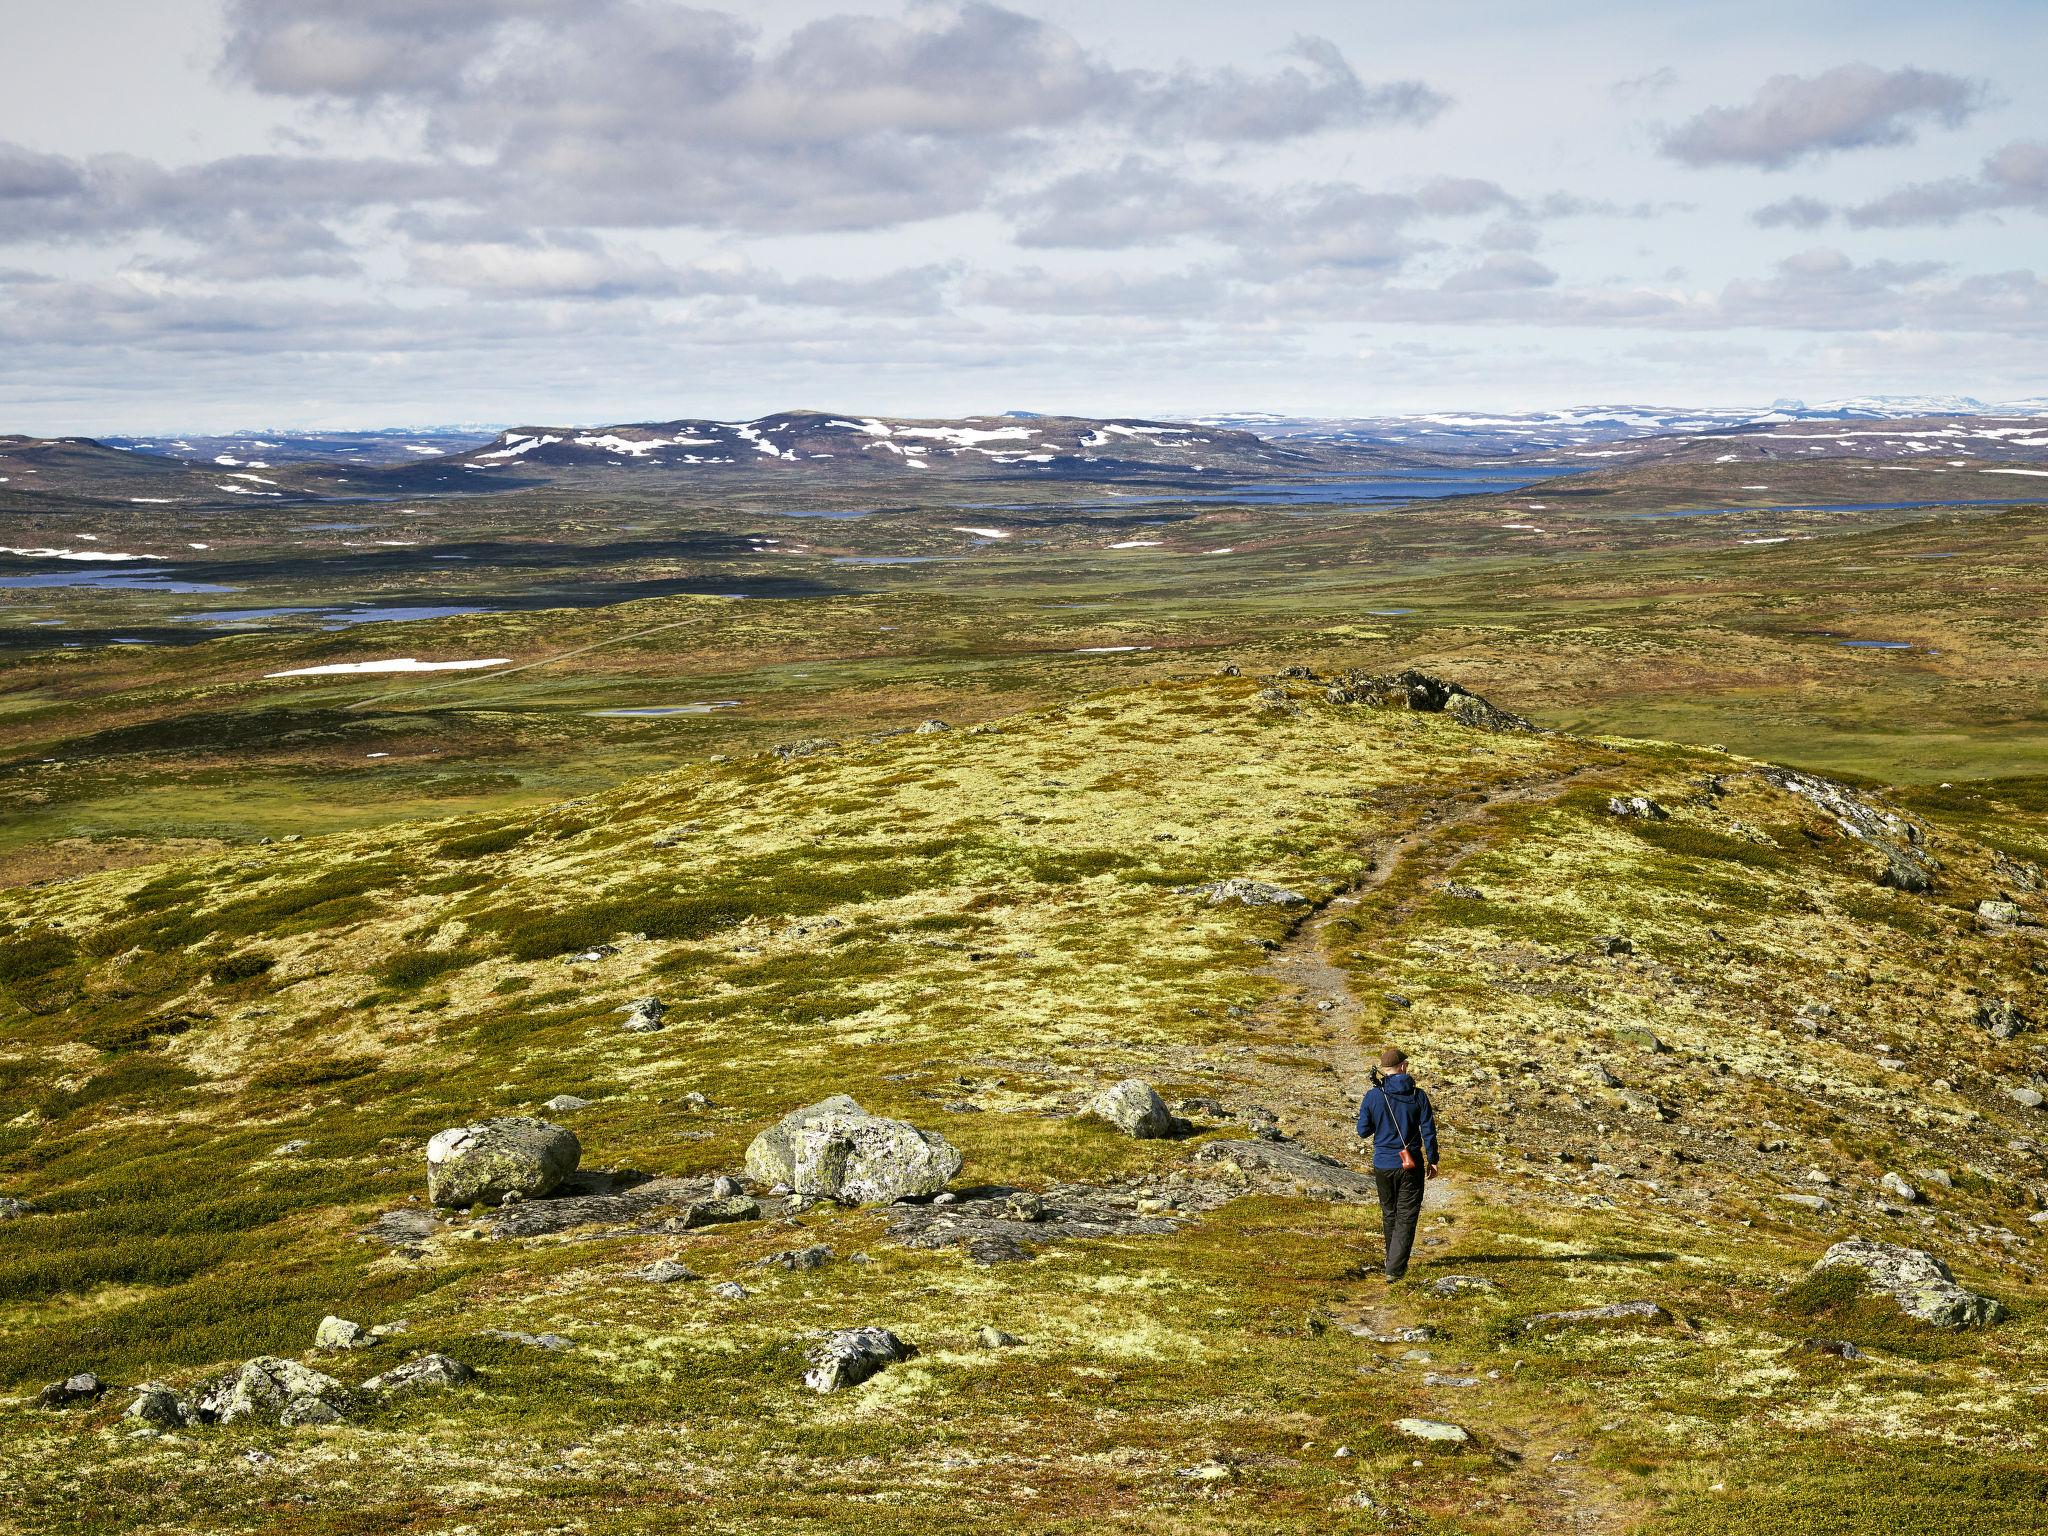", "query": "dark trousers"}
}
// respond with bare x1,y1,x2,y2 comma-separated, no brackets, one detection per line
1373,1165,1426,1278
